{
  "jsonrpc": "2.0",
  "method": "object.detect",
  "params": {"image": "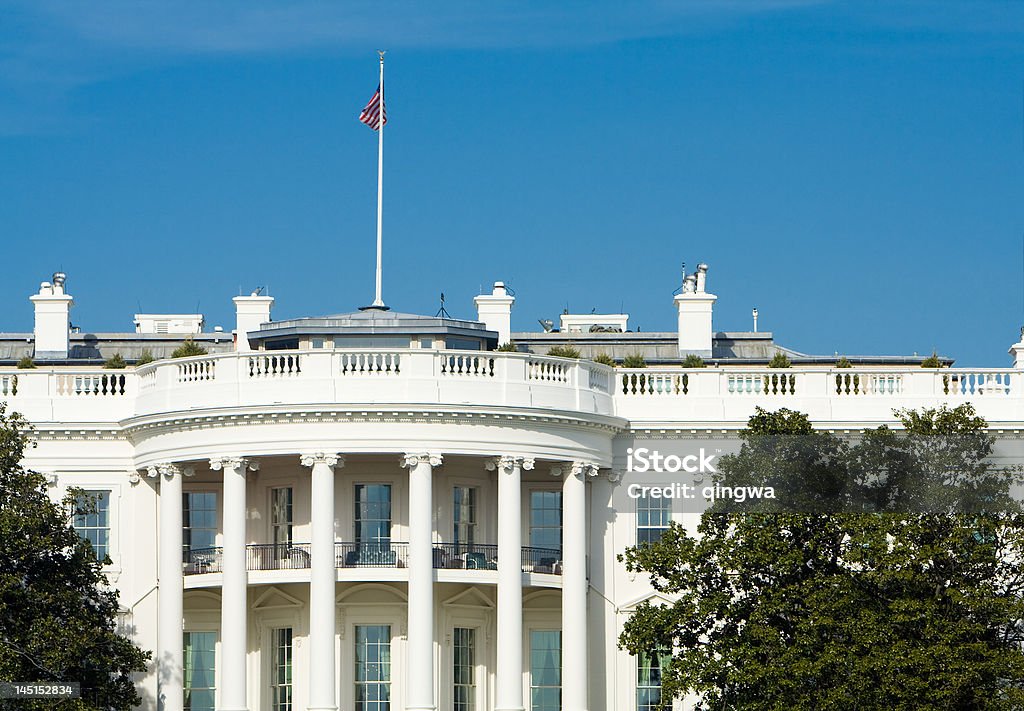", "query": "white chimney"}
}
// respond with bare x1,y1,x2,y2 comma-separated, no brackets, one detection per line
30,272,73,360
233,291,274,352
474,282,515,346
675,263,716,358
